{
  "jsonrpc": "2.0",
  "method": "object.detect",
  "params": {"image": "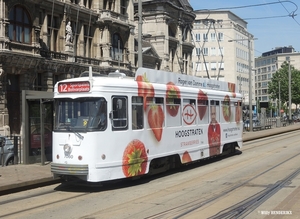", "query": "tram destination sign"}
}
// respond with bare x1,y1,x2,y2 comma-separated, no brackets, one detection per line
58,81,90,93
